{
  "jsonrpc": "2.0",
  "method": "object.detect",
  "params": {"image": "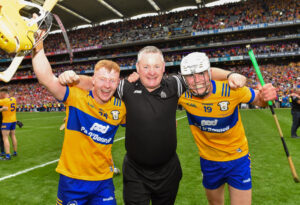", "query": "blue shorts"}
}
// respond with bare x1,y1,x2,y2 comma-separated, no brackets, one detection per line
1,122,16,130
200,154,252,190
57,175,116,205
